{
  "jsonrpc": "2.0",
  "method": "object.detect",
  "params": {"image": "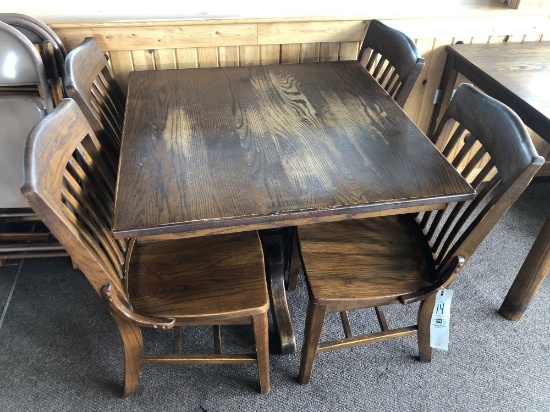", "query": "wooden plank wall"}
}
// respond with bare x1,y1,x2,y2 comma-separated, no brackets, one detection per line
51,15,550,169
